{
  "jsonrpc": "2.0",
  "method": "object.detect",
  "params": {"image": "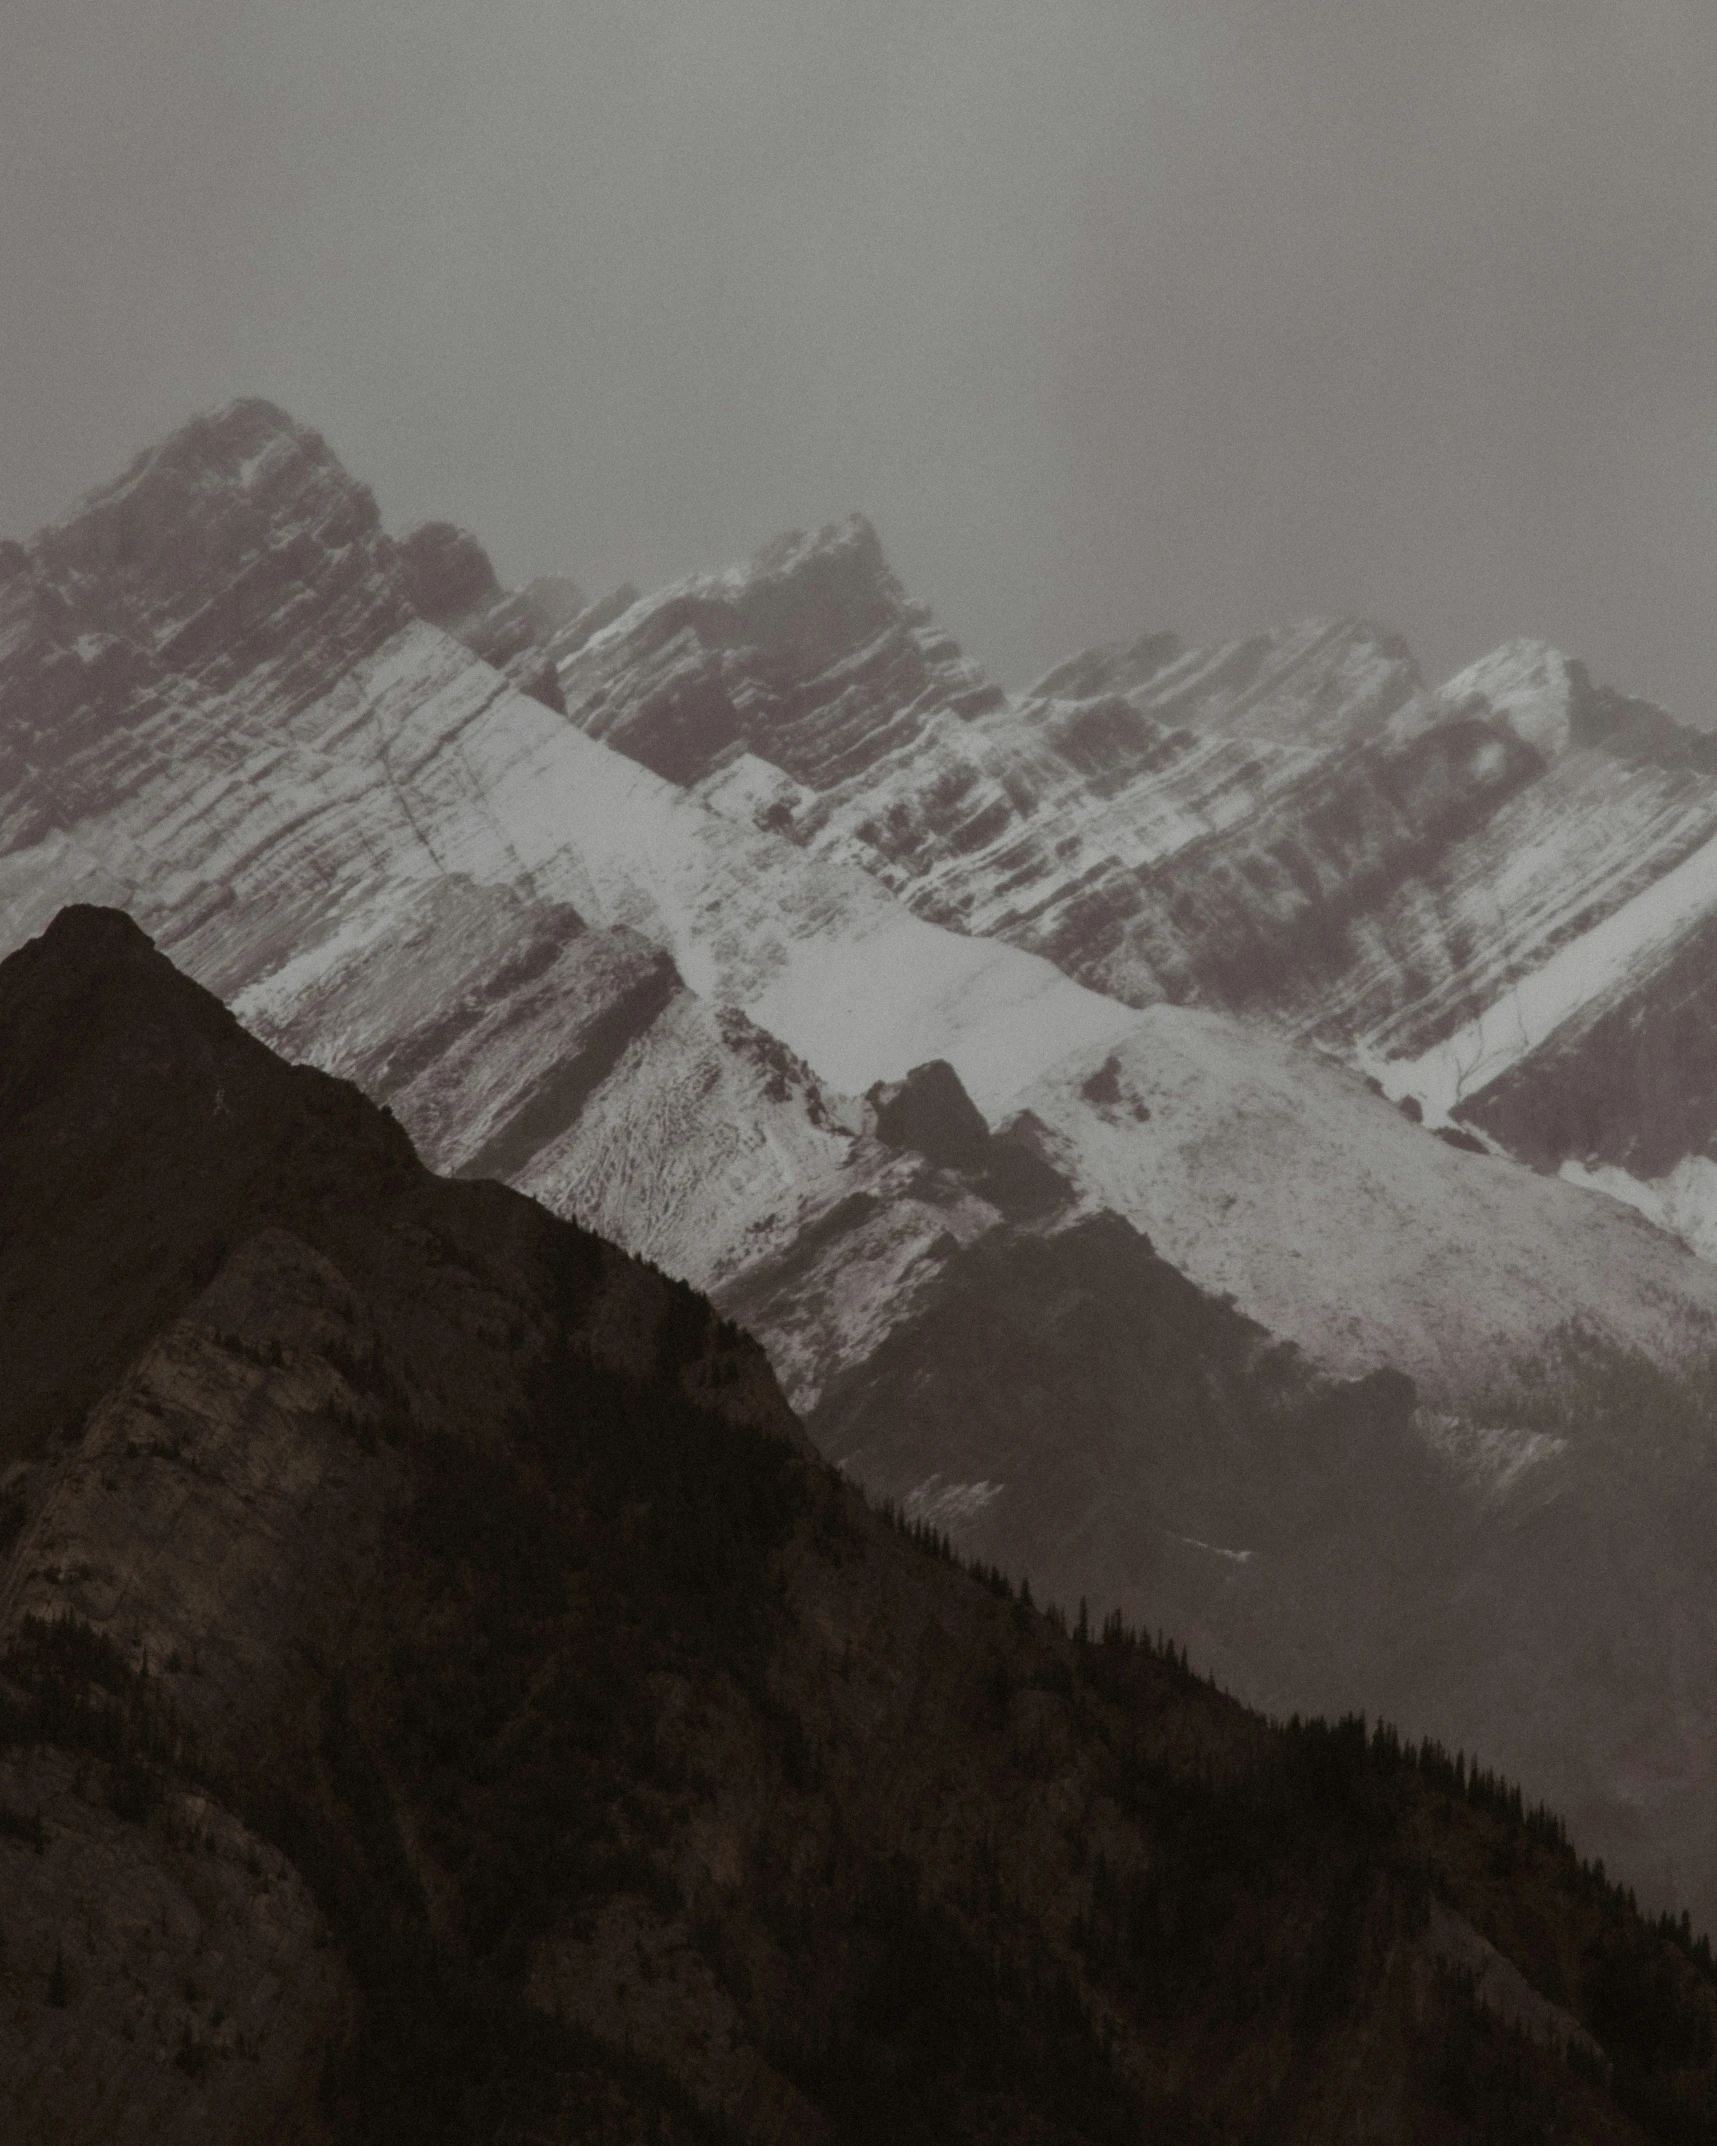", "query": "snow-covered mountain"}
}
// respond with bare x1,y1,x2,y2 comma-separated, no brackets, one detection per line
12,398,1717,1925
549,516,1717,1263
8,400,1708,1395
